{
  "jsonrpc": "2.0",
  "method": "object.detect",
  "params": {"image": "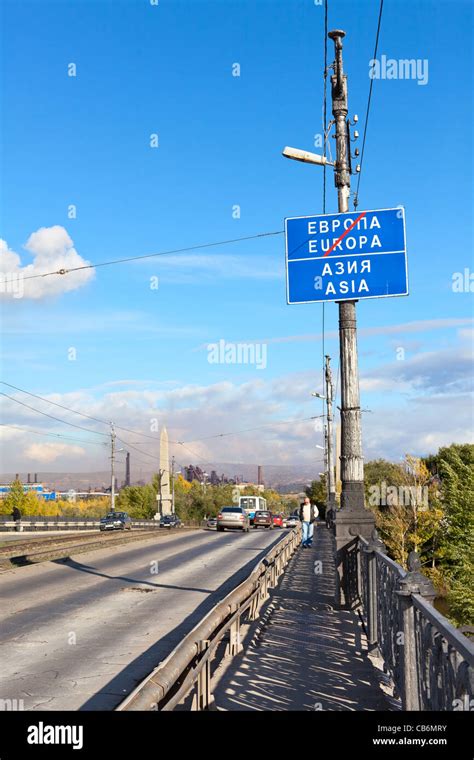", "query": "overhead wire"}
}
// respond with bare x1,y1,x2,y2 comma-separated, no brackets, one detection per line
20,230,284,281
0,393,109,437
0,423,108,447
353,0,384,209
0,381,167,442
